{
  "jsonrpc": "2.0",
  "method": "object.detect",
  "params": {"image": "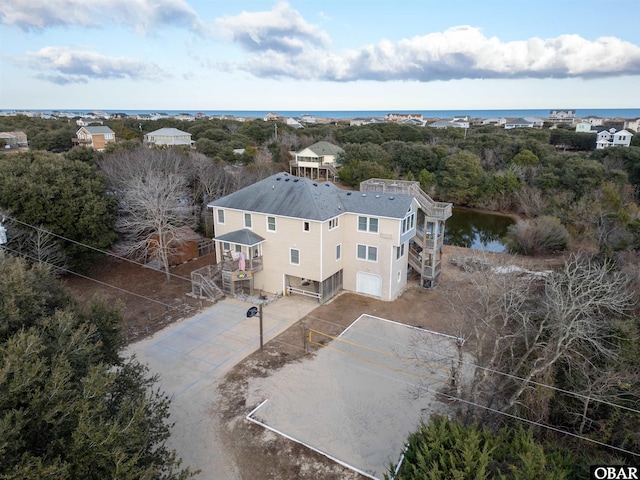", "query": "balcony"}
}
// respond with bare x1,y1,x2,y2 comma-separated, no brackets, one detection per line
220,254,263,274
